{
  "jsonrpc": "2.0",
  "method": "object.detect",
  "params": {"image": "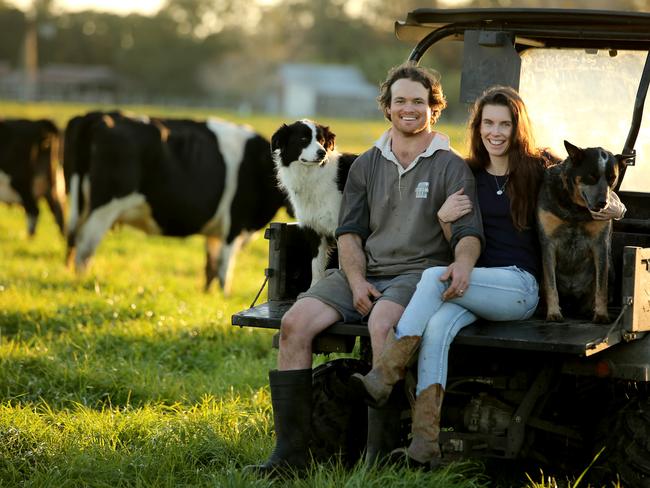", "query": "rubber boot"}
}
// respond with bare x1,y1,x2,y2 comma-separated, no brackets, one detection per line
391,383,444,467
350,329,421,408
364,391,403,466
244,369,312,477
